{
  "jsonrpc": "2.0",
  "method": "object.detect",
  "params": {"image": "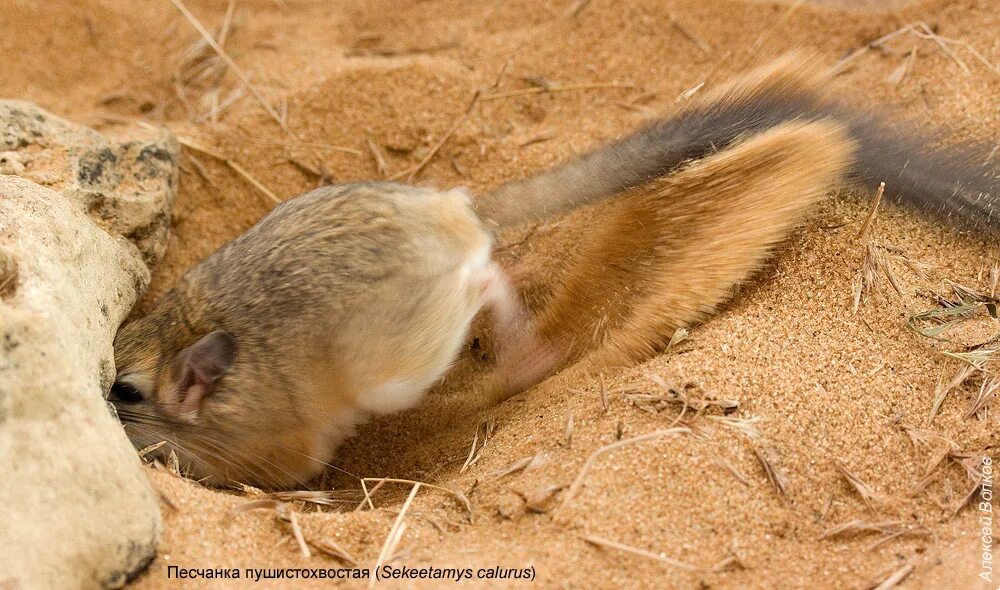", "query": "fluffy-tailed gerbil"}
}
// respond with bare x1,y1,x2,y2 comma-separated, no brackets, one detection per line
111,183,554,487
477,53,999,374
110,53,998,488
